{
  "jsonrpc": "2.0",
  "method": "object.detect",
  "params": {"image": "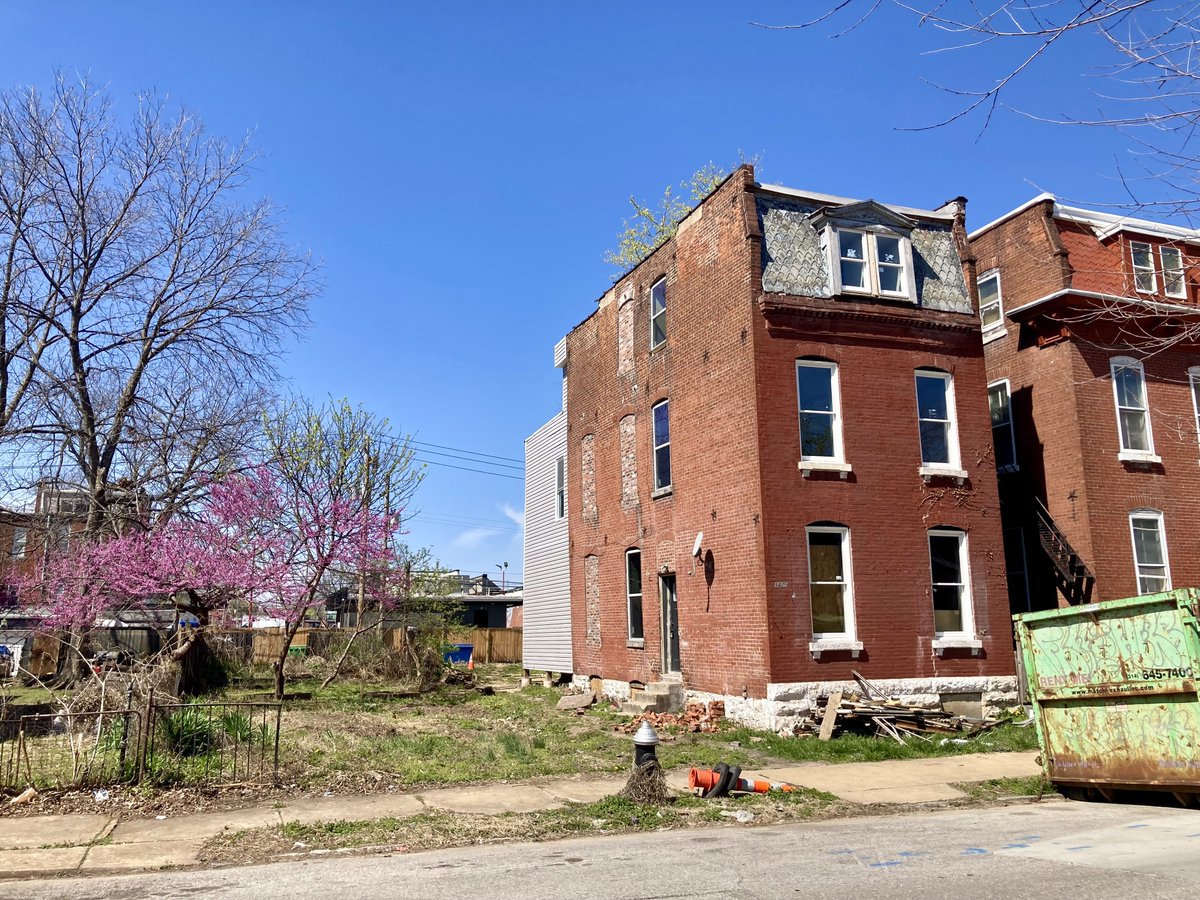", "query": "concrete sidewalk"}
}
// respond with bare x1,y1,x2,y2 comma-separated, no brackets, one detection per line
0,751,1040,880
